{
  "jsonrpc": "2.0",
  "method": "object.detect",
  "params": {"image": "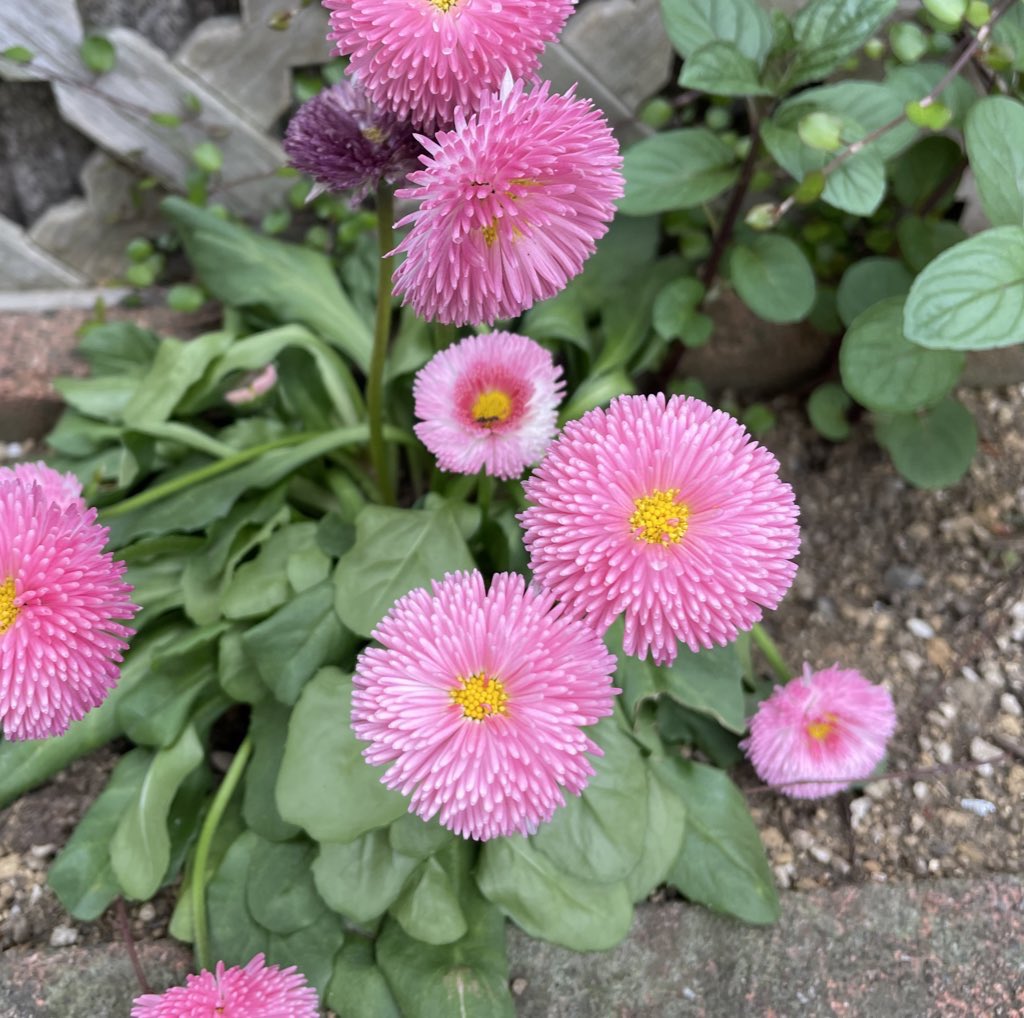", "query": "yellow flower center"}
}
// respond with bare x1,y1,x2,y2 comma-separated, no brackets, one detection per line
806,713,839,741
471,389,512,427
630,488,689,545
450,672,509,721
430,0,459,9
0,577,19,635
361,125,387,144
481,221,498,247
